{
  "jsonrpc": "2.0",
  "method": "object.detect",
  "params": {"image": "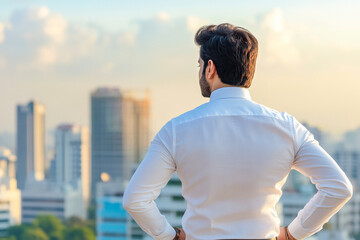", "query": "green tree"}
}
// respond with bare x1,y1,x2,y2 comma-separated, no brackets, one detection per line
49,231,63,240
85,219,96,235
86,205,96,235
32,215,64,238
7,224,30,240
64,227,95,240
65,216,86,228
5,215,95,240
21,228,48,240
0,236,15,240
